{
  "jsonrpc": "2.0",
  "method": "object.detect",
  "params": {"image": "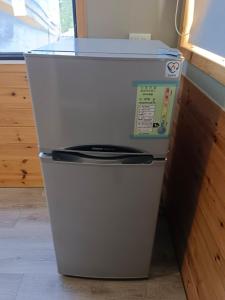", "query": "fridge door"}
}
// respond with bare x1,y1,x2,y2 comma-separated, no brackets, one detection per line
40,151,165,279
25,52,182,156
